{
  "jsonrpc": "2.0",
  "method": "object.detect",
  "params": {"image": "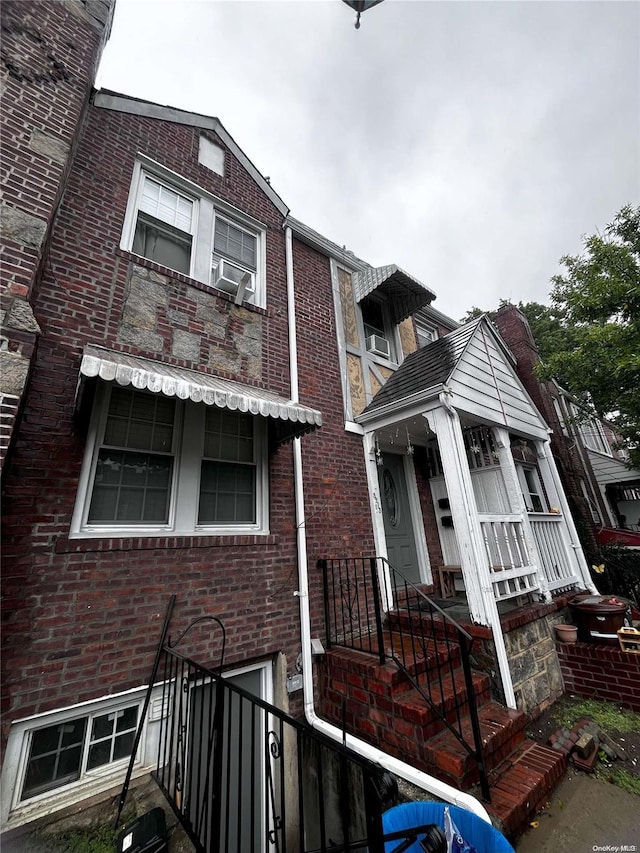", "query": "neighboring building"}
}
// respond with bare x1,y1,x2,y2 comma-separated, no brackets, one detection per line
495,303,640,552
2,1,596,838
